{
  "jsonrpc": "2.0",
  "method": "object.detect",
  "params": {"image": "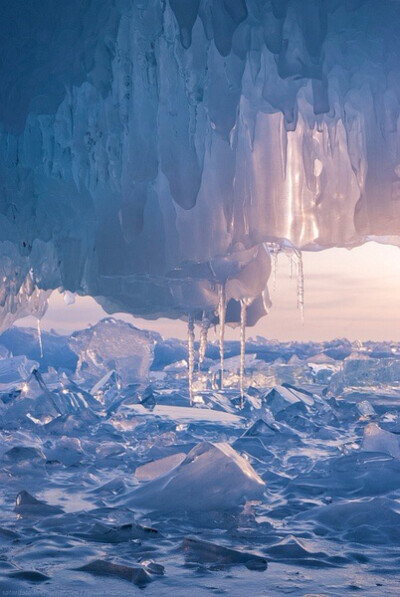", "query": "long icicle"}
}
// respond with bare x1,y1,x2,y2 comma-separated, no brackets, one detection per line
198,311,209,370
37,318,43,359
187,314,195,405
218,283,226,390
271,250,278,292
239,299,247,407
296,251,305,323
